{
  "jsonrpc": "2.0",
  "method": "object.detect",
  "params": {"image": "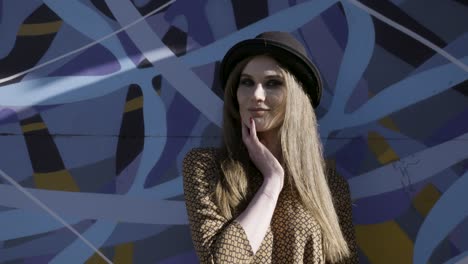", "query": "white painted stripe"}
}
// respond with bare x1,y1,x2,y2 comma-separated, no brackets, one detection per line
0,0,176,85
0,2,177,263
345,0,468,73
0,168,113,264
1,0,466,85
